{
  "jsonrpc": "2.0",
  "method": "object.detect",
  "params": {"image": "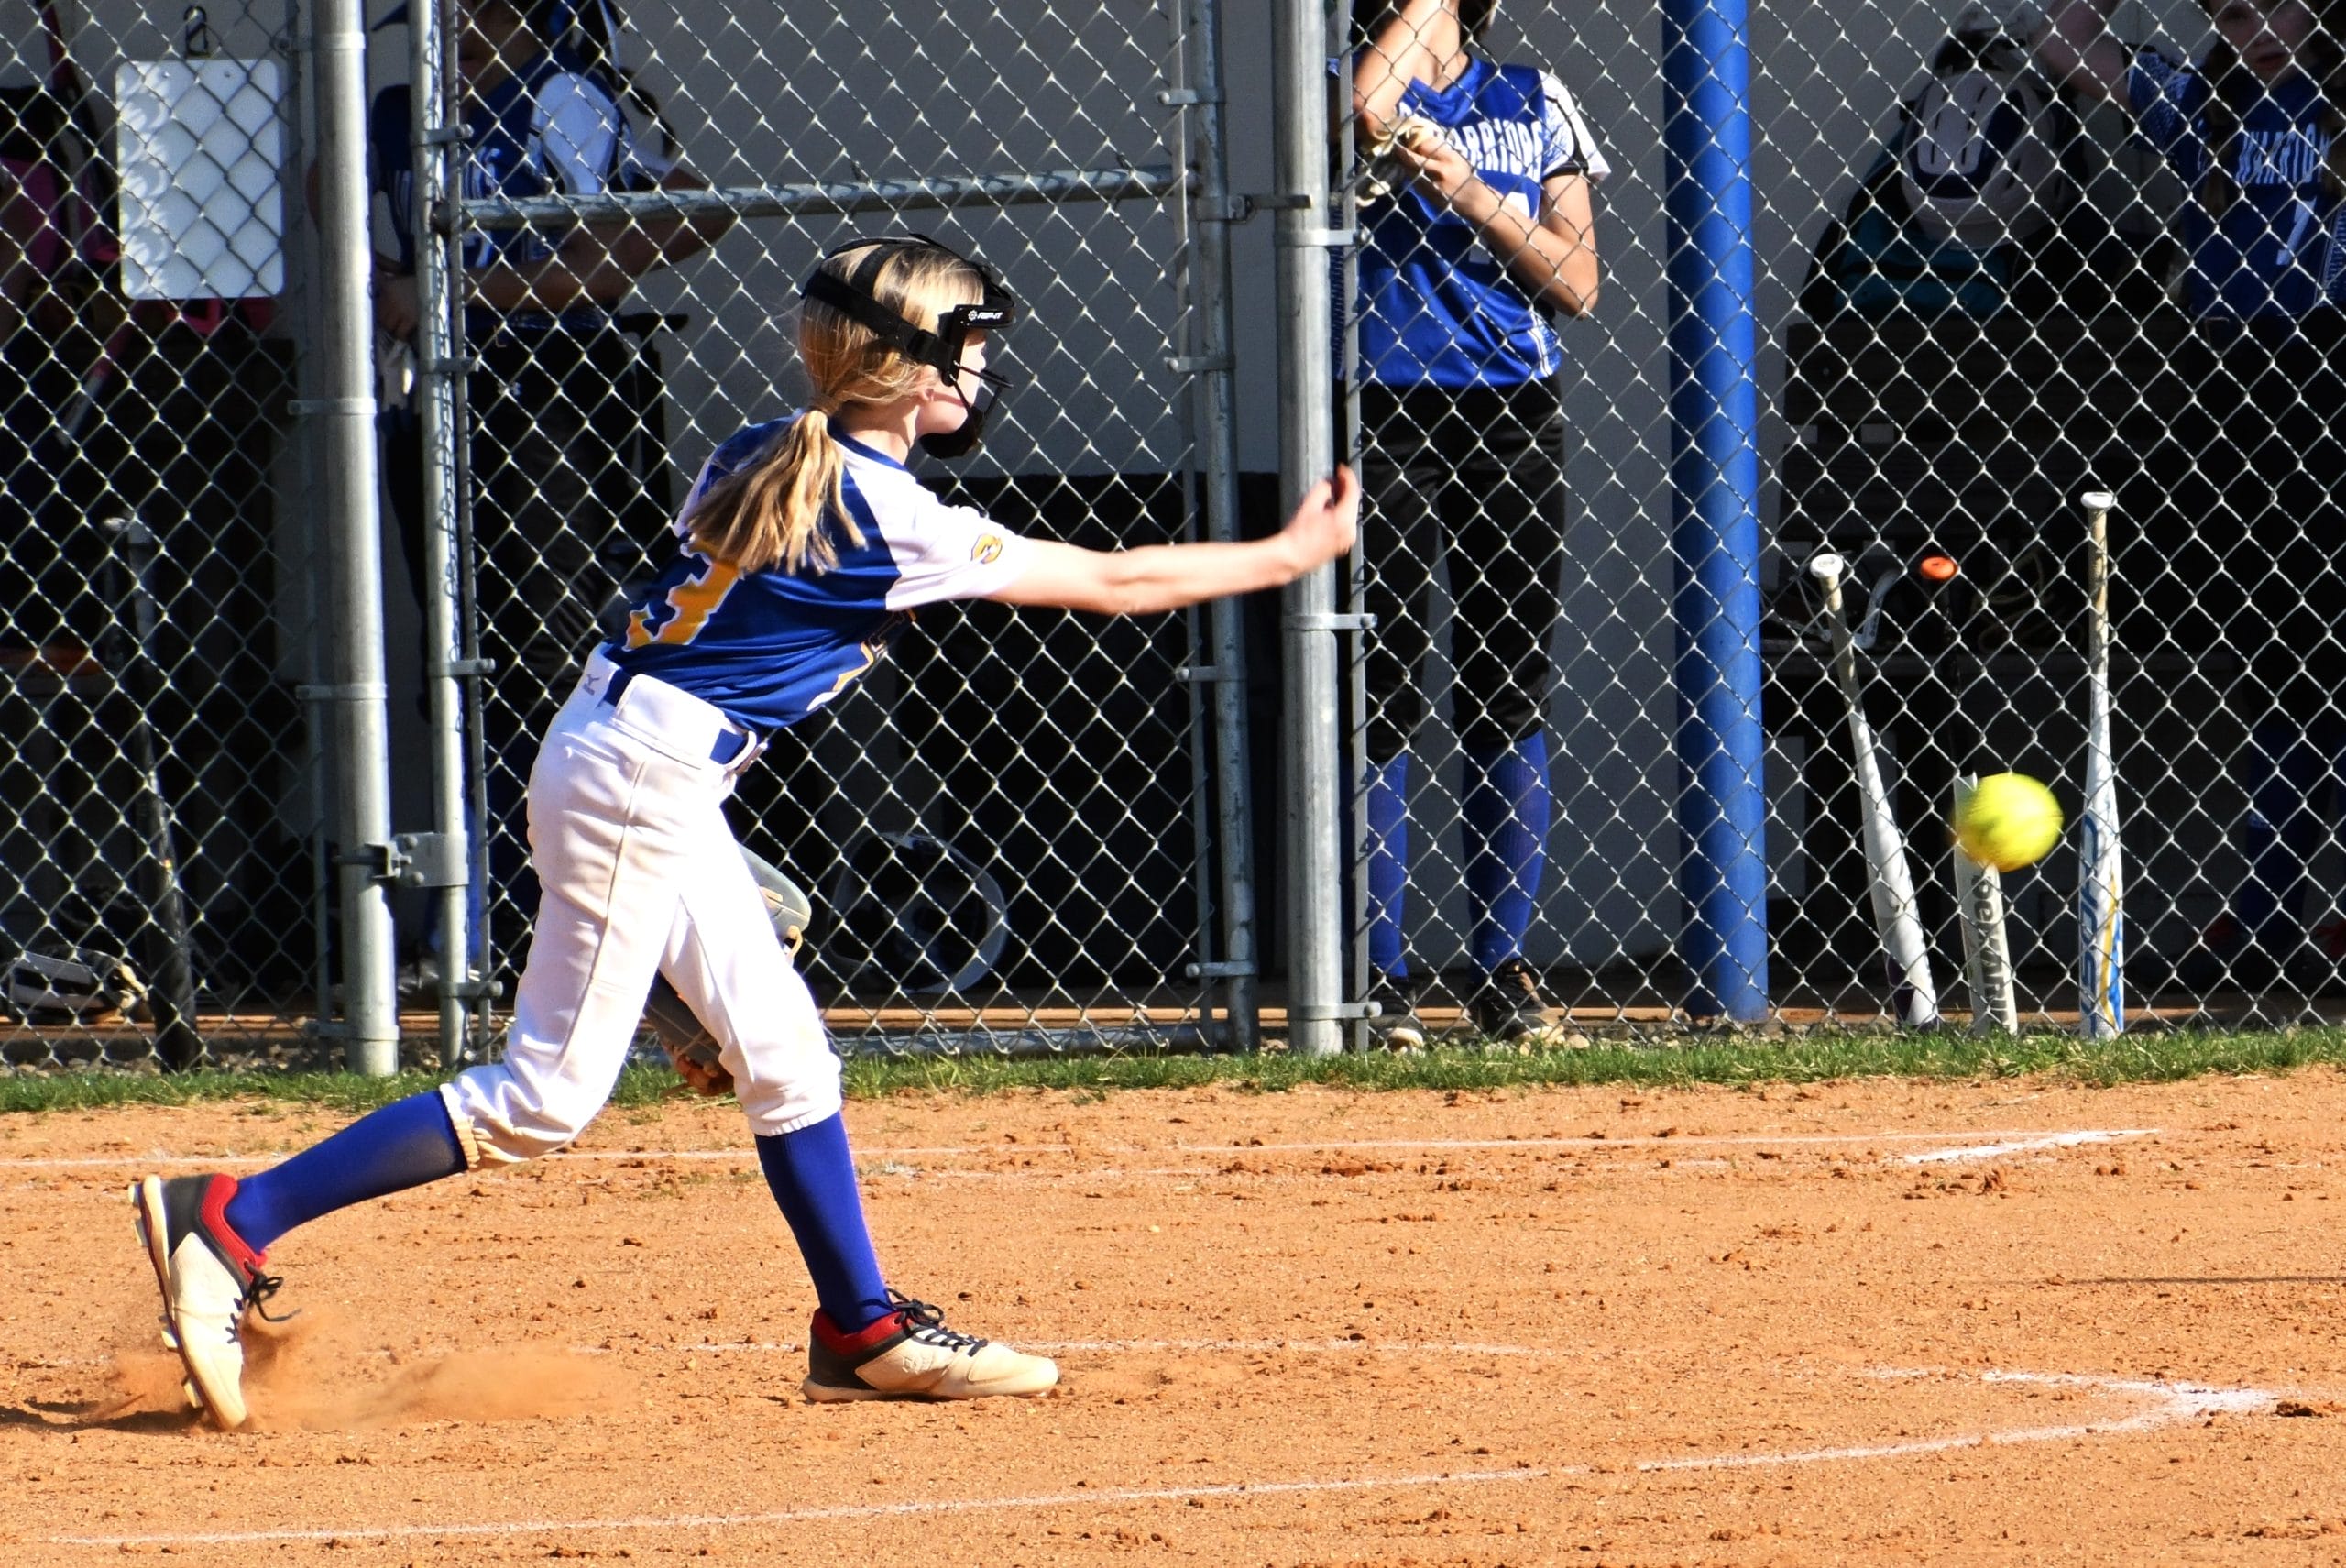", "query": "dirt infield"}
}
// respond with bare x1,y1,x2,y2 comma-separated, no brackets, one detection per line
7,1069,2346,1564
